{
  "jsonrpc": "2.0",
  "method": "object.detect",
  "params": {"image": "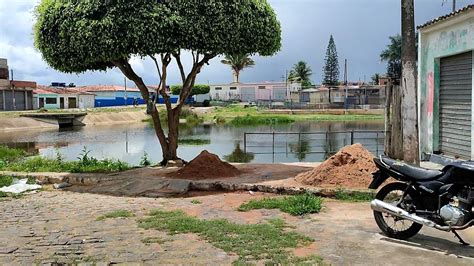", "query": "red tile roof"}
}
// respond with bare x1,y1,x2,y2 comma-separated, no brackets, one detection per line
76,85,140,92
35,86,95,95
11,80,37,88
